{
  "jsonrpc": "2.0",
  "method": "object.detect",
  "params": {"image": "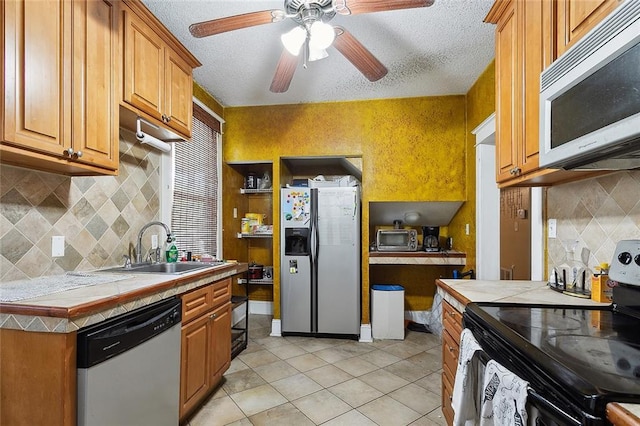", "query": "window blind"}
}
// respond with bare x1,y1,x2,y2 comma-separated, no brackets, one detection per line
171,107,220,257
